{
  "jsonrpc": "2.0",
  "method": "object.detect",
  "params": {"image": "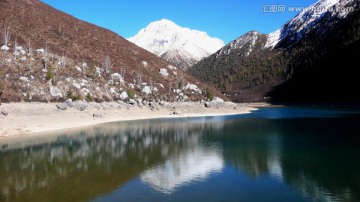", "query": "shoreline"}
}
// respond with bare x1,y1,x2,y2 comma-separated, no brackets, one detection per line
0,101,264,138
